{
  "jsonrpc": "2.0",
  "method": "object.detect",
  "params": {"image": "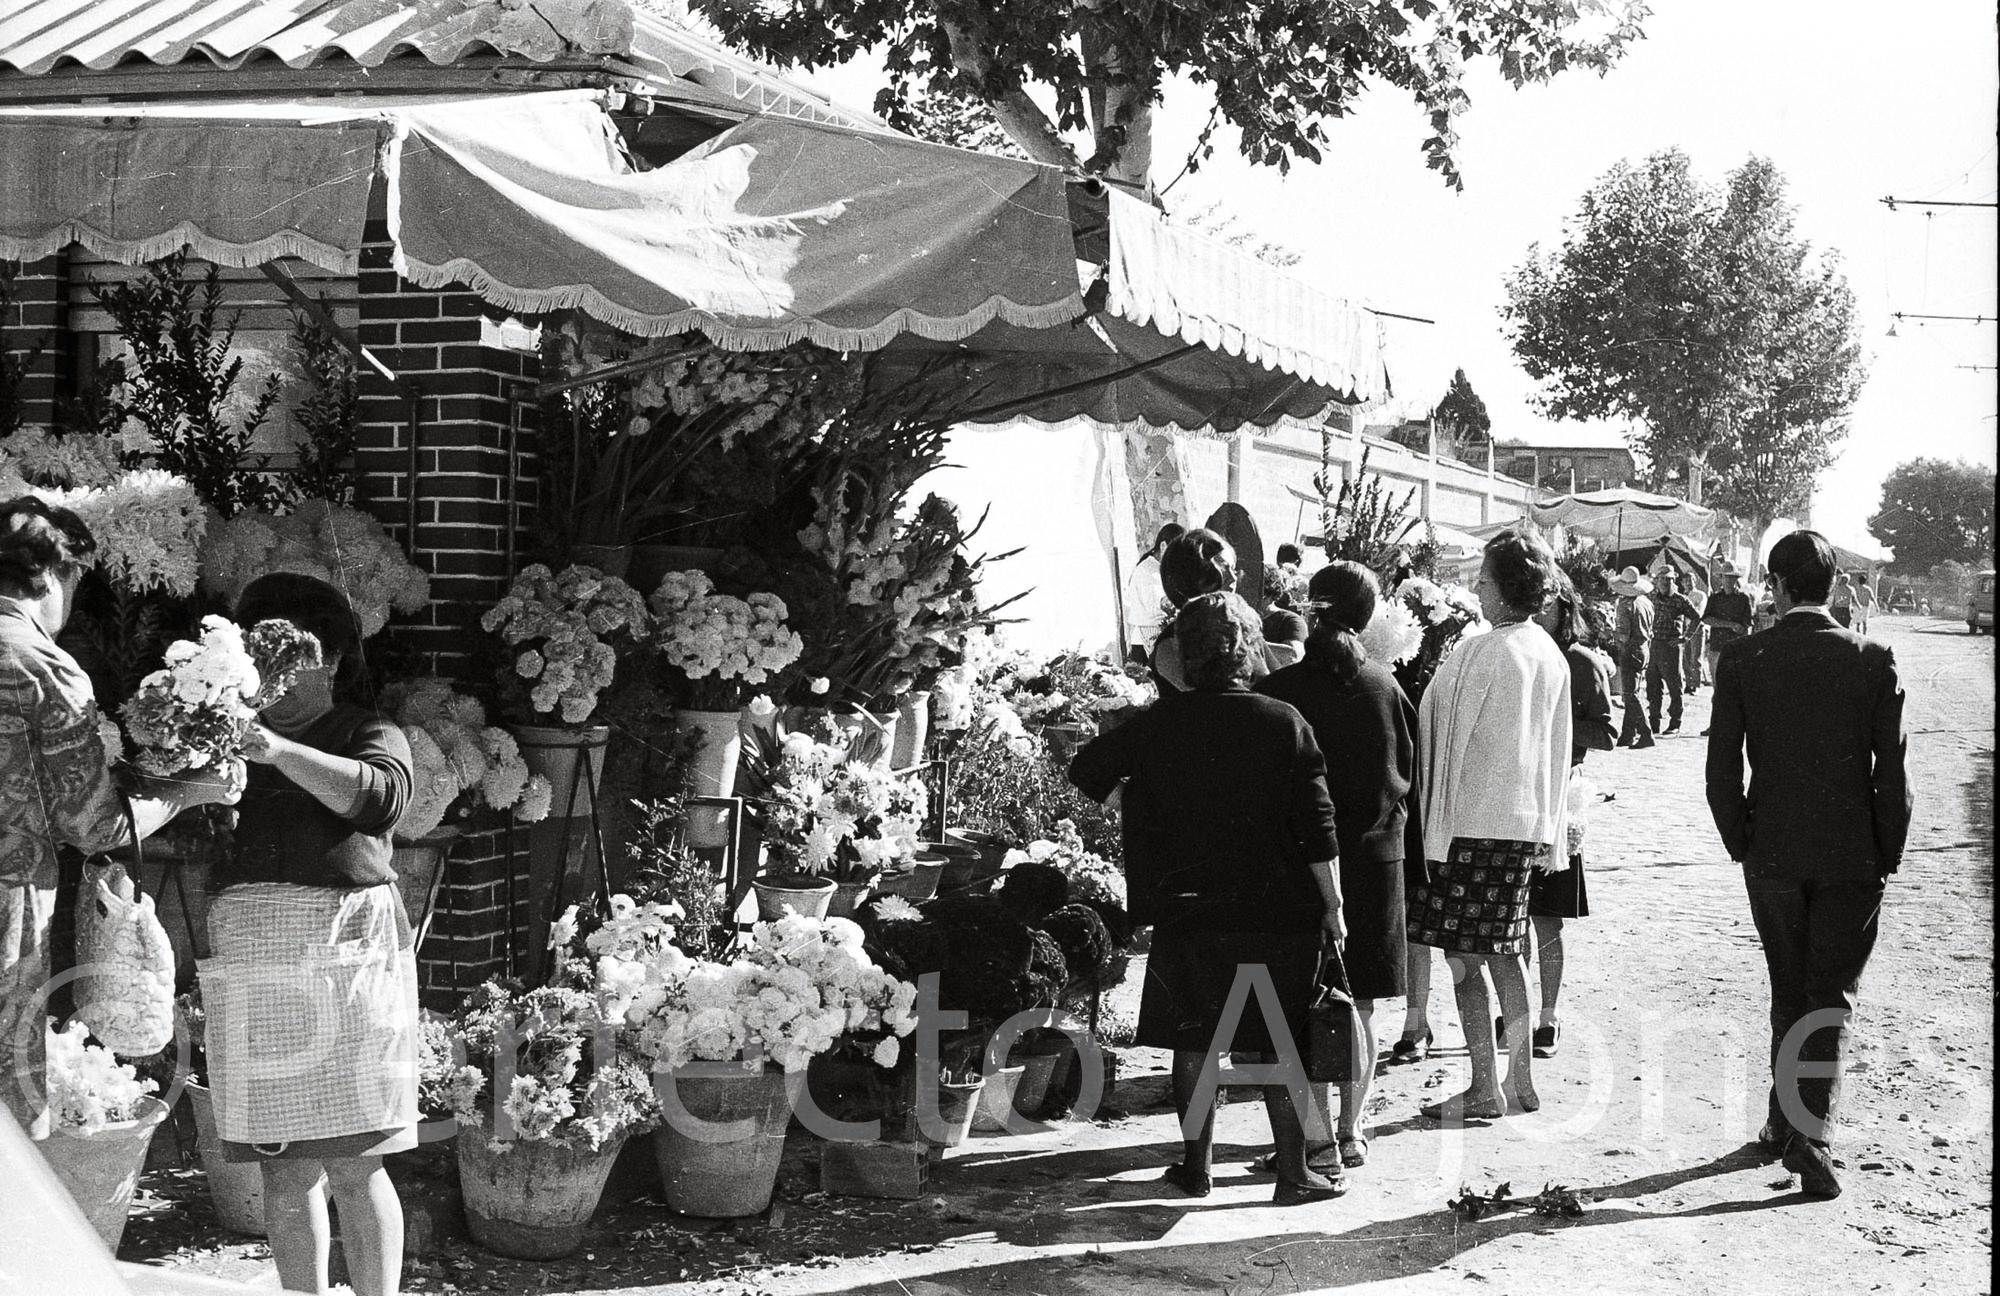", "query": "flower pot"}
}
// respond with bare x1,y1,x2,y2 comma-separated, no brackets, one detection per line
630,544,725,590
969,1064,1026,1133
926,1077,984,1149
512,724,611,817
1011,1049,1063,1118
390,828,460,939
675,708,744,848
39,1095,170,1252
874,858,943,903
652,1061,796,1218
1040,722,1088,764
185,1083,265,1237
945,829,1011,882
891,690,931,770
925,841,981,895
456,1126,629,1260
572,543,632,579
825,878,875,919
753,874,835,921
